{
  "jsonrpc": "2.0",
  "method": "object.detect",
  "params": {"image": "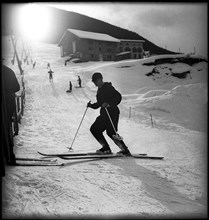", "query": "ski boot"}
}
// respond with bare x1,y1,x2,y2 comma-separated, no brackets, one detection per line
113,139,131,156
96,145,112,155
